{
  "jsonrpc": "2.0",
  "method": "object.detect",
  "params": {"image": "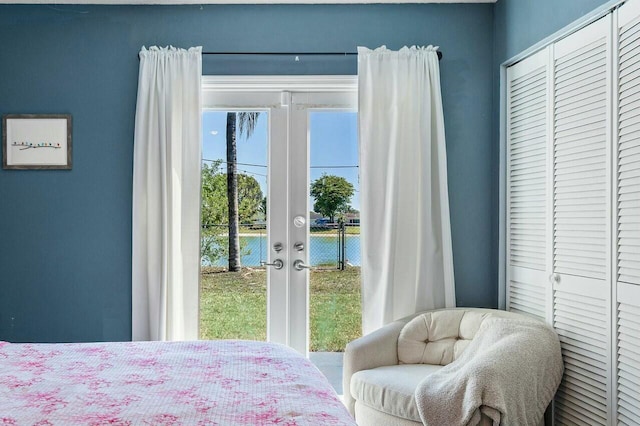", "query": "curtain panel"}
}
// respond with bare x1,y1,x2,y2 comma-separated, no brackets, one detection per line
358,45,456,334
132,46,202,341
